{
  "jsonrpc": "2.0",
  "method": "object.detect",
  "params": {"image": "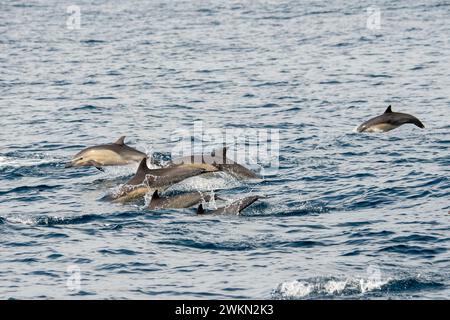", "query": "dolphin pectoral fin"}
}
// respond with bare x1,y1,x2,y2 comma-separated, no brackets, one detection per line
85,160,104,171
197,204,206,215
